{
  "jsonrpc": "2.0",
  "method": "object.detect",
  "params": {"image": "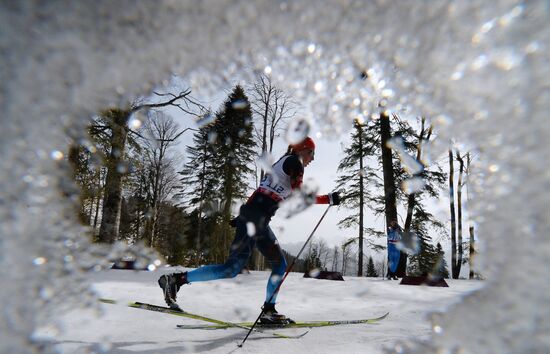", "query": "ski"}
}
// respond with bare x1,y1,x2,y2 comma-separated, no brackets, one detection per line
176,312,389,330
99,298,308,339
